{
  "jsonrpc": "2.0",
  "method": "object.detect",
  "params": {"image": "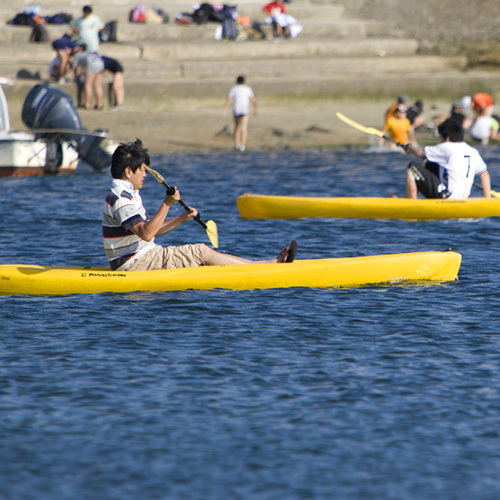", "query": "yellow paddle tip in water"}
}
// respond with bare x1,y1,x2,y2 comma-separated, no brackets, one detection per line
206,220,219,248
